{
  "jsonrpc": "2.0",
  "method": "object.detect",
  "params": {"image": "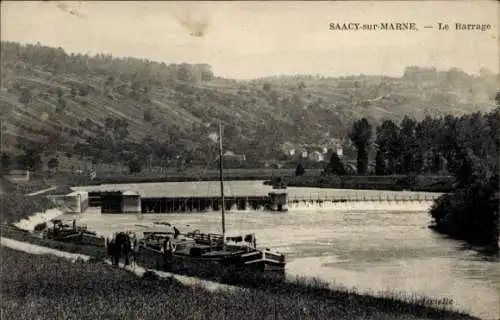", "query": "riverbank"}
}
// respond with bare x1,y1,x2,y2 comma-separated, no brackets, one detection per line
1,224,478,320
0,178,479,320
1,244,477,320
83,168,322,185
265,175,456,193
15,168,321,187
3,170,454,194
